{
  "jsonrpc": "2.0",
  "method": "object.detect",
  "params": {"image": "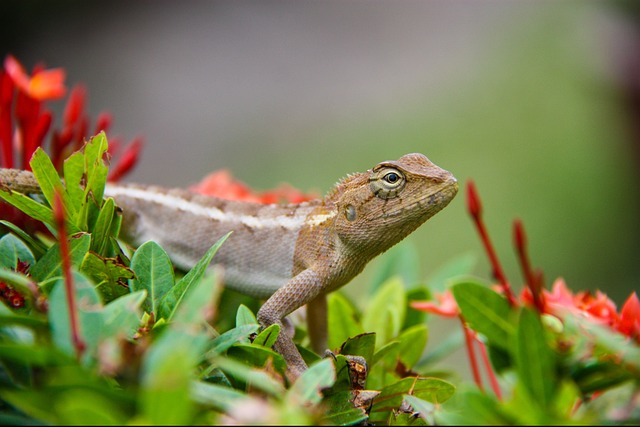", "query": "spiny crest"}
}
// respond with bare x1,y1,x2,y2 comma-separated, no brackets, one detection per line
323,171,367,203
